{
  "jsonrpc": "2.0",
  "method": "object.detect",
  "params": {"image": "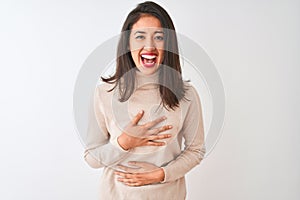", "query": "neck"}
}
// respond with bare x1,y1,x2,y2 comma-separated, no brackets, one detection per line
135,68,160,90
